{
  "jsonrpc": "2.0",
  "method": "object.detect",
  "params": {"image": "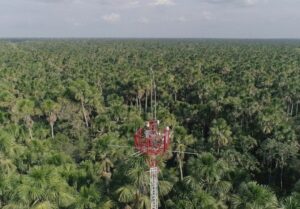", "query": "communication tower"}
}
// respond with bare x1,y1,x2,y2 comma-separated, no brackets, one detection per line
134,119,170,209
